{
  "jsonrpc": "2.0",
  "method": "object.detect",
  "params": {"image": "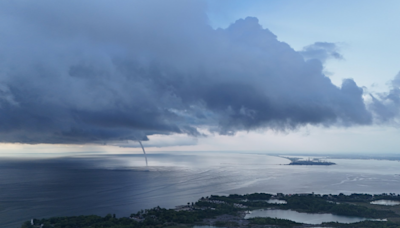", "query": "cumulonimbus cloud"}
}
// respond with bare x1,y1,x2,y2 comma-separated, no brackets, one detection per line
0,0,395,144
